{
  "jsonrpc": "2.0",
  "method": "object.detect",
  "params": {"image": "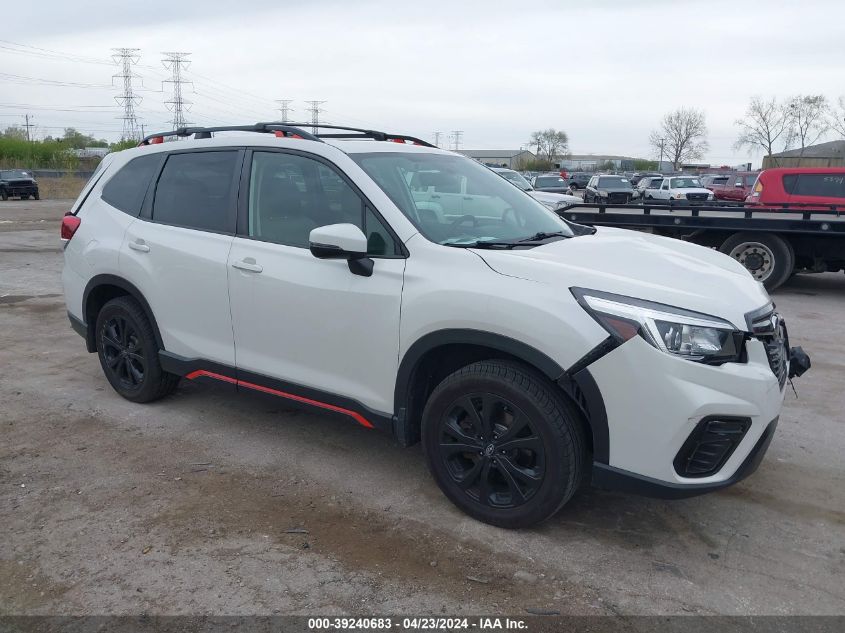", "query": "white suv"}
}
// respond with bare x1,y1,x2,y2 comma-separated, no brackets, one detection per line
648,175,715,203
61,123,808,528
